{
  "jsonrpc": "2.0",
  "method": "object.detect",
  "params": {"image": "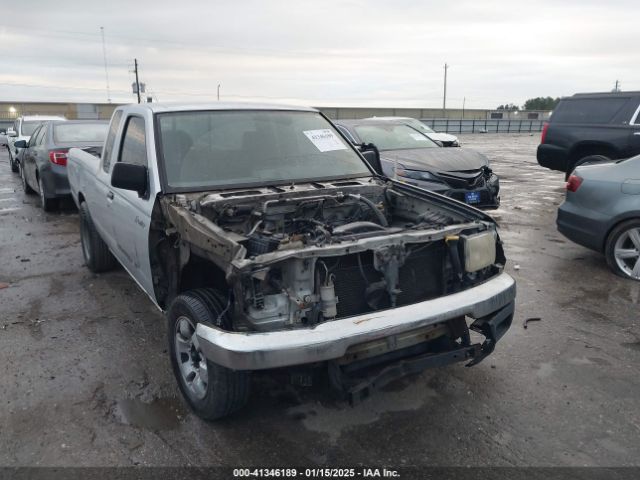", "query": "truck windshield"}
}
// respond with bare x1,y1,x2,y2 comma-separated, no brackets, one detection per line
157,110,371,189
